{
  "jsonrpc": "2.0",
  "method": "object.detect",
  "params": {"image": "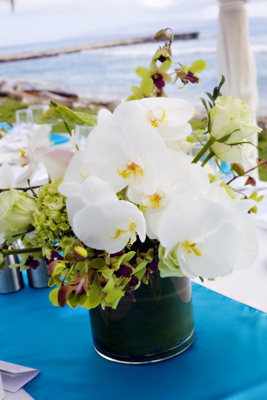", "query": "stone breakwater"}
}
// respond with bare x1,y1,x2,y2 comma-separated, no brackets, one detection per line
0,33,199,63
